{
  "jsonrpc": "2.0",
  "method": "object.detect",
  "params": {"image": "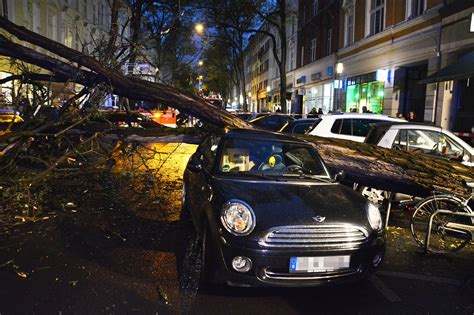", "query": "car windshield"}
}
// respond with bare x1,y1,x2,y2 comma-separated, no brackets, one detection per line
217,138,329,178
